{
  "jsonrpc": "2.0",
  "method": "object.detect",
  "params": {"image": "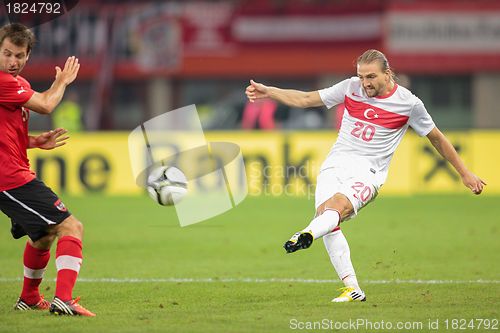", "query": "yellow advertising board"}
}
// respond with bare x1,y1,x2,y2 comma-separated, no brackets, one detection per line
28,133,139,195
27,131,500,196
